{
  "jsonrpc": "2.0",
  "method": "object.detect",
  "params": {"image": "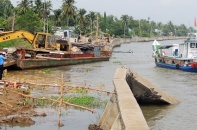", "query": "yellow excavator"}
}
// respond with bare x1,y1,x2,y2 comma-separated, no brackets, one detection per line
0,30,70,51
0,30,70,59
